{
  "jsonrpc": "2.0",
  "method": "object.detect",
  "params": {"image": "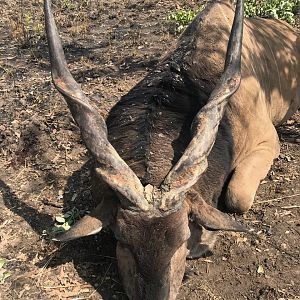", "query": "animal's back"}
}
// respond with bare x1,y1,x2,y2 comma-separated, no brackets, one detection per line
107,66,204,186
178,0,300,125
176,0,300,167
242,17,300,125
107,0,300,200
